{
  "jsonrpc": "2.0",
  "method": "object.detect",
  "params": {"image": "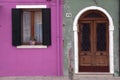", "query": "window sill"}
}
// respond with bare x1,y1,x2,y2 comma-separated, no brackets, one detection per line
17,45,47,48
